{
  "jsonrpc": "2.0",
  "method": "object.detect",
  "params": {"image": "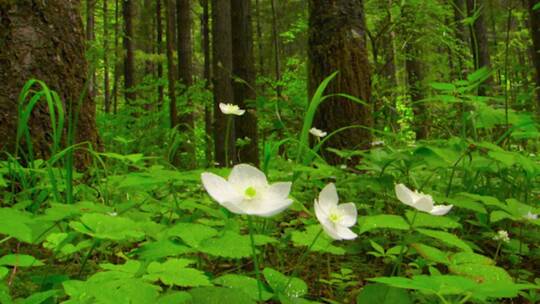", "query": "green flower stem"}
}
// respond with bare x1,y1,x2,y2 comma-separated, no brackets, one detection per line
224,116,233,167
78,239,100,278
493,241,502,262
247,216,263,302
392,209,418,276
284,227,324,293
